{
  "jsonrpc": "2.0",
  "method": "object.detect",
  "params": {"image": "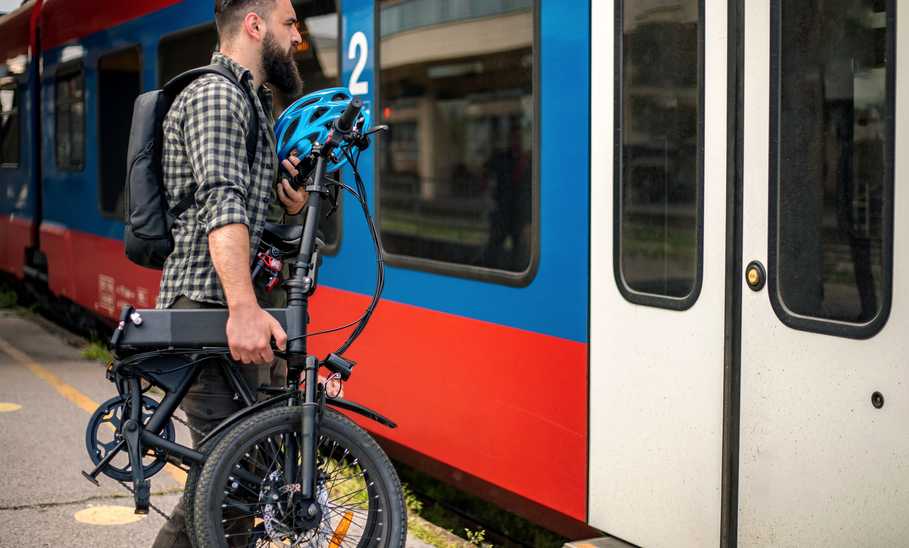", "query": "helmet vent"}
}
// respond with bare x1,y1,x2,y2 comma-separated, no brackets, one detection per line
310,107,329,123
332,92,349,101
284,118,300,141
298,97,319,109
